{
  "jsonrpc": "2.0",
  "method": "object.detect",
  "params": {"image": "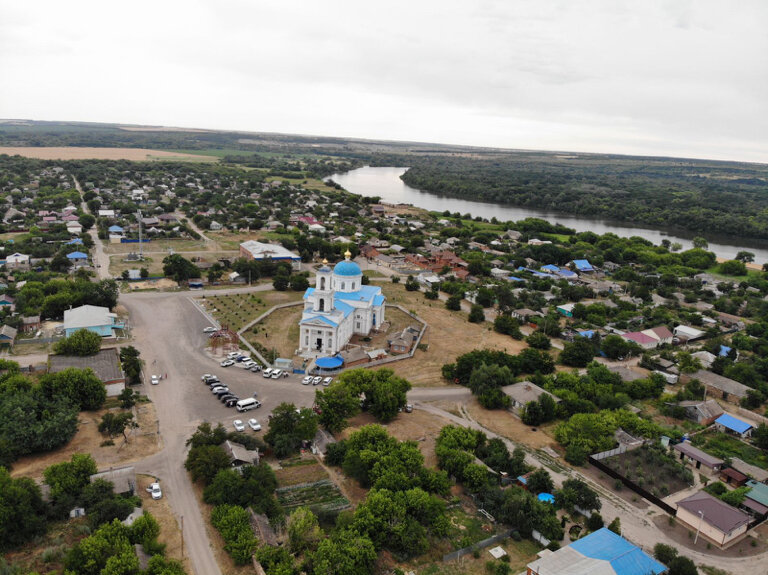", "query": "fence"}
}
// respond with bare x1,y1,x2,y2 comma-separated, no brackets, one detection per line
120,238,151,243
588,455,676,515
442,529,514,562
16,336,62,345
